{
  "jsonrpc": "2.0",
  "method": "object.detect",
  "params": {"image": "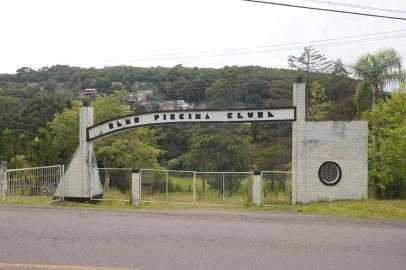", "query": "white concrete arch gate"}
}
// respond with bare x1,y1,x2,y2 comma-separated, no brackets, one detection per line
54,80,368,204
